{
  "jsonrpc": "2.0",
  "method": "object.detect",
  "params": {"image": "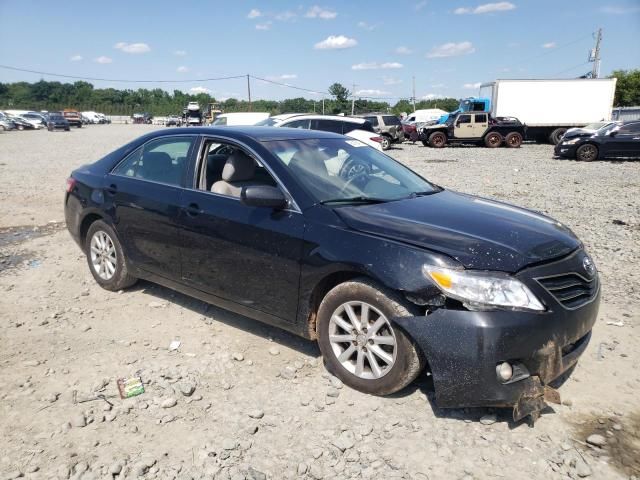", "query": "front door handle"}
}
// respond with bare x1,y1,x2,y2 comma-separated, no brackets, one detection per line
105,184,117,195
185,203,201,217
